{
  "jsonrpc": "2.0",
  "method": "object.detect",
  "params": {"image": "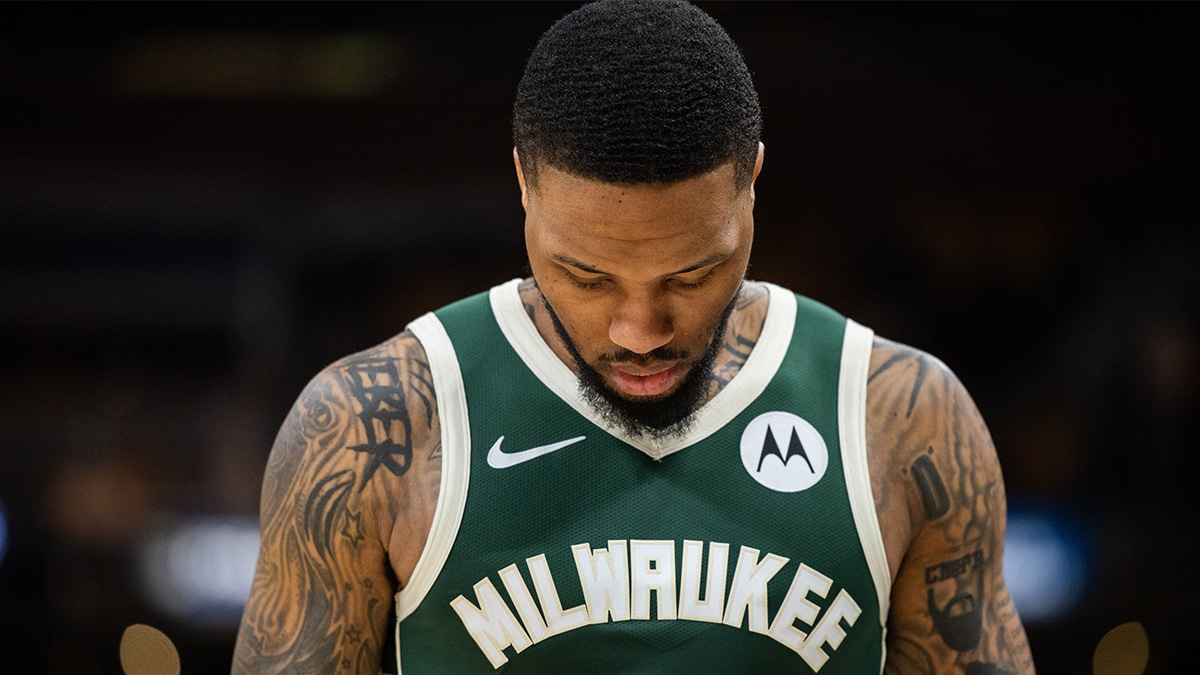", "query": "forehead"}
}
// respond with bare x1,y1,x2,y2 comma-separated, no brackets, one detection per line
526,164,746,269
